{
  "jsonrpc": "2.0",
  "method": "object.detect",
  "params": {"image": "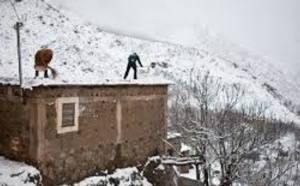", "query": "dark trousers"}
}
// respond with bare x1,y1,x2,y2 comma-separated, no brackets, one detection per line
123,63,137,79
35,70,49,78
